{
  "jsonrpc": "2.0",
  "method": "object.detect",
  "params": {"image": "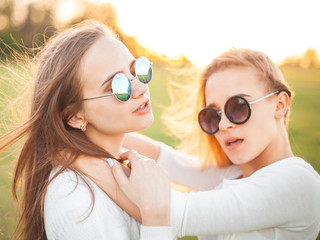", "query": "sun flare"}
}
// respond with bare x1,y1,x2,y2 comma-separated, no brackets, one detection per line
86,0,320,67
